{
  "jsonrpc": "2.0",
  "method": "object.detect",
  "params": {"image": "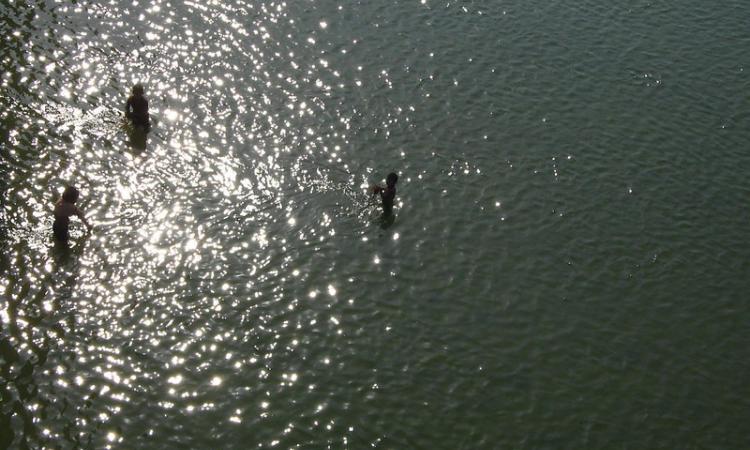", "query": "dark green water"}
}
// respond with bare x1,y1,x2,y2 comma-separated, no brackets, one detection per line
2,0,750,448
